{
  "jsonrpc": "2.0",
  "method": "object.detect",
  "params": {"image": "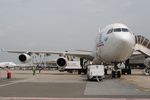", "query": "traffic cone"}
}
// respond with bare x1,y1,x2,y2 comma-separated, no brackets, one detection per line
7,70,12,79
